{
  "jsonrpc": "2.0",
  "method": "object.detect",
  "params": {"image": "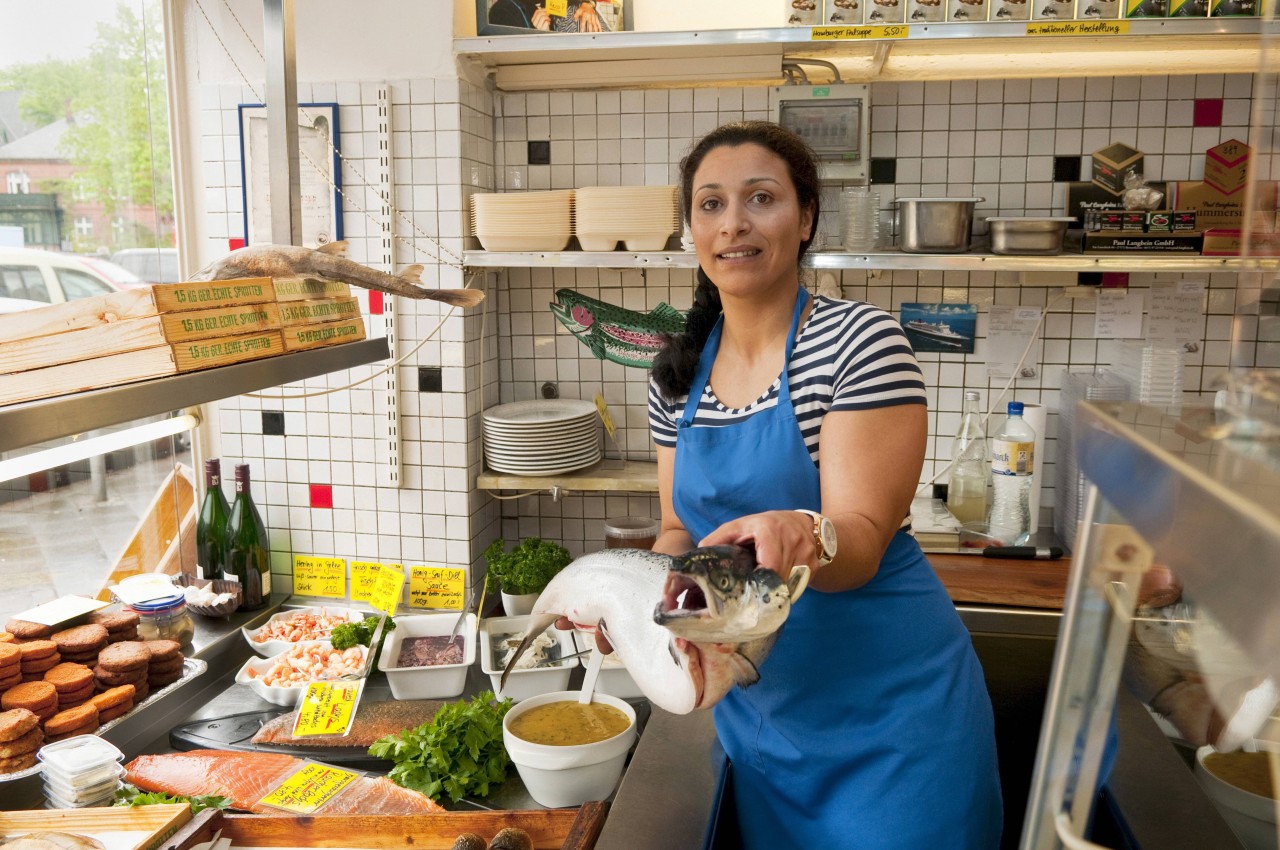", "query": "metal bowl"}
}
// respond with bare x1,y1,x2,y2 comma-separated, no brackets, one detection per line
986,216,1077,255
895,197,984,253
